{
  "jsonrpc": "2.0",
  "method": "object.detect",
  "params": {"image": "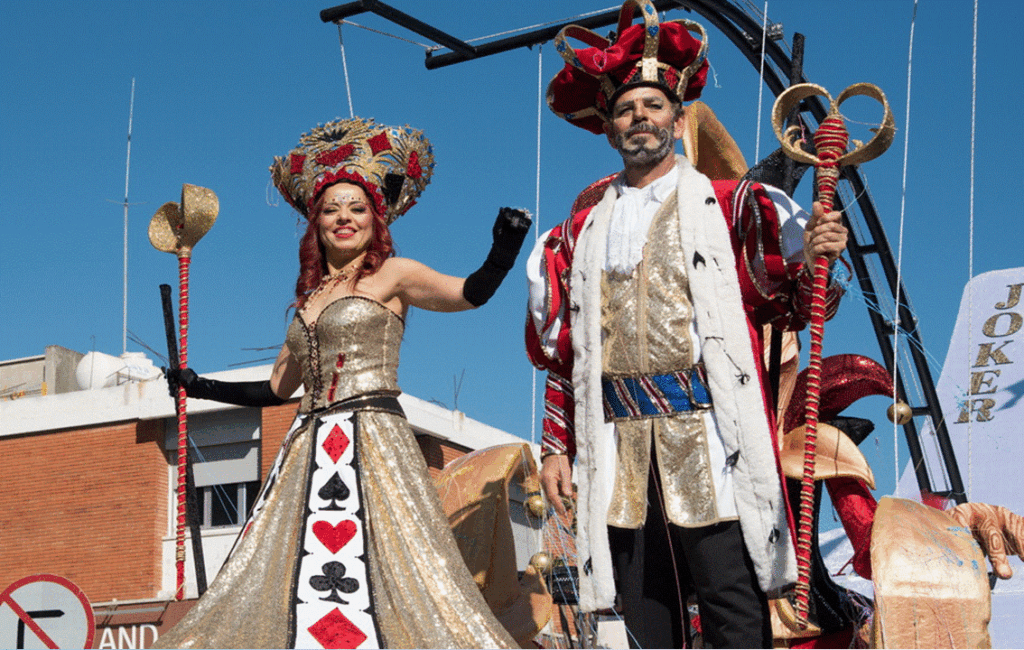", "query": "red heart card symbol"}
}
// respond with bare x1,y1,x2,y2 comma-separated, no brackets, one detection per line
313,520,357,554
